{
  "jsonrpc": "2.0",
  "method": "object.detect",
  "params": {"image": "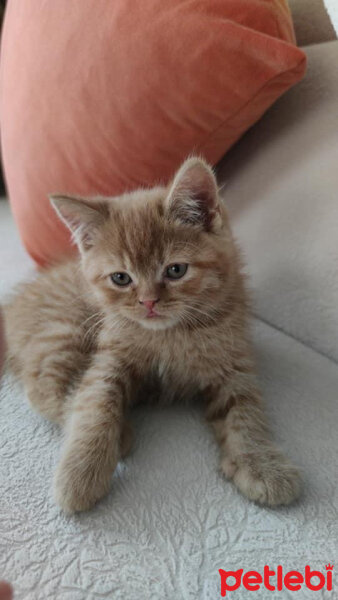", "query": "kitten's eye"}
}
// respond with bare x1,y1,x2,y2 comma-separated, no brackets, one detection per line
111,272,132,286
165,263,188,280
